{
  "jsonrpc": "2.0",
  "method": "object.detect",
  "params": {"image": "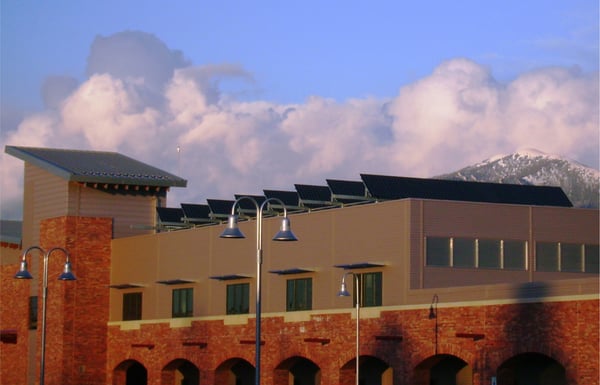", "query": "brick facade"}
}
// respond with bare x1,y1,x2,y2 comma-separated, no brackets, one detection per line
106,298,598,385
2,213,599,385
0,216,112,385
